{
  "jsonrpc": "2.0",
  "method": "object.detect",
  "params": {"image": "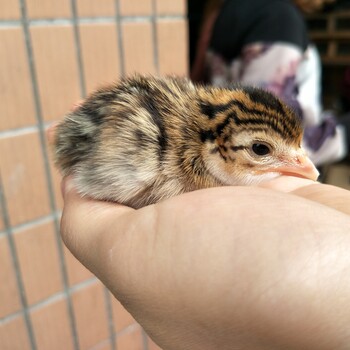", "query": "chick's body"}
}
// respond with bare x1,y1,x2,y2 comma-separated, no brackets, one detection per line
55,75,318,208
